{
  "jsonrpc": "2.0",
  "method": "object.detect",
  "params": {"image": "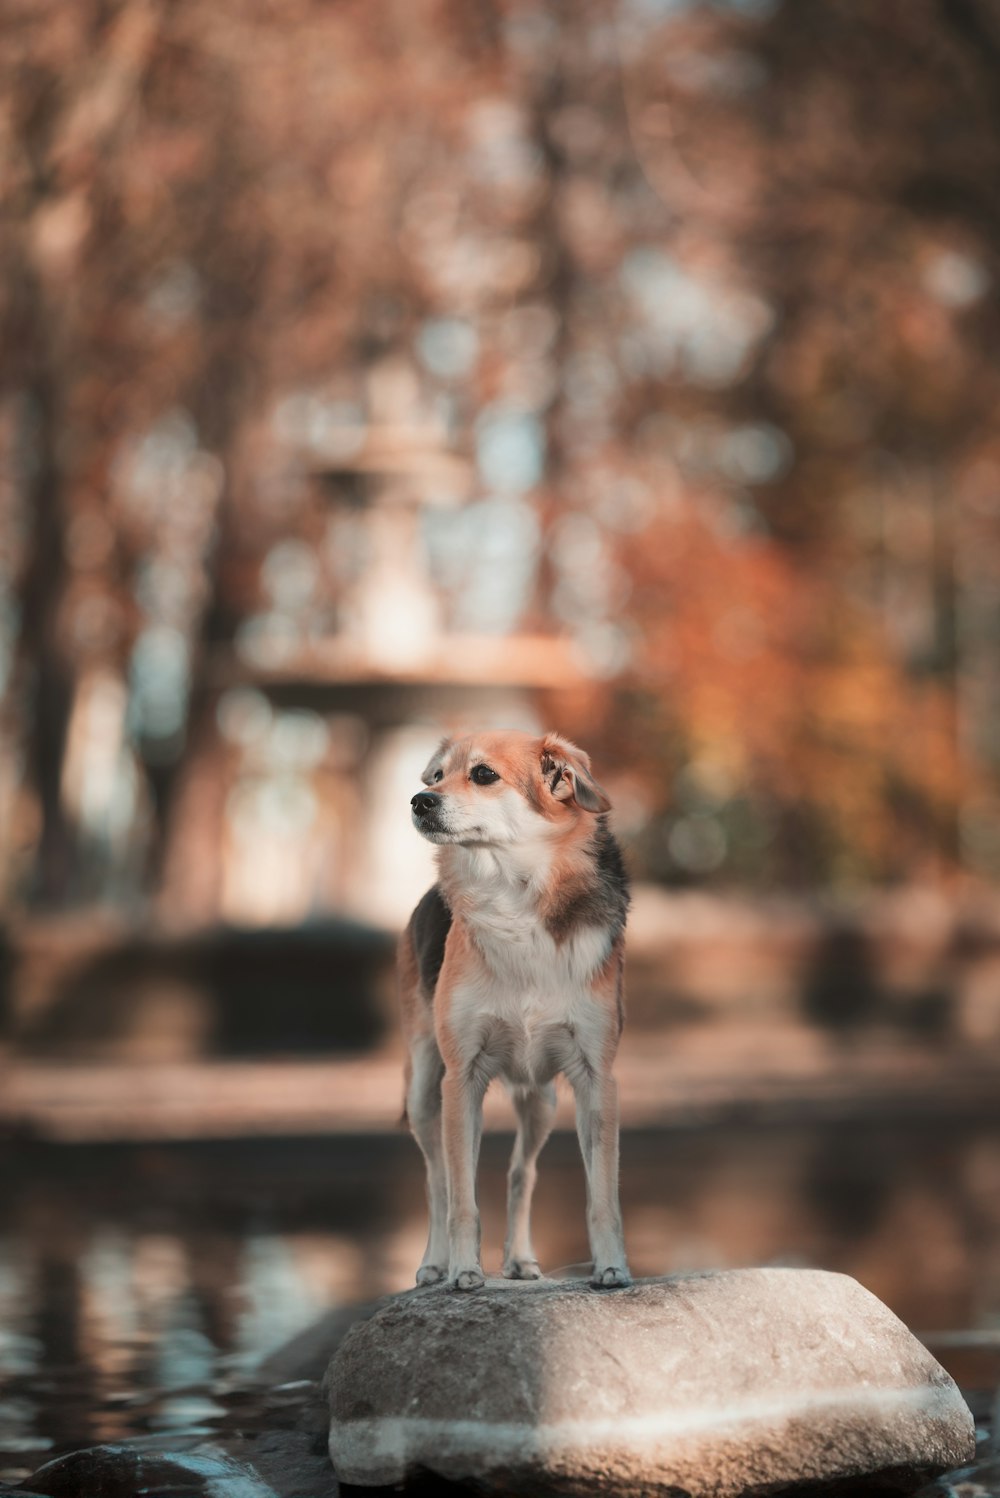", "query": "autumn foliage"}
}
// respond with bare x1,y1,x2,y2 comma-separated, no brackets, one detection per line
1,0,999,912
